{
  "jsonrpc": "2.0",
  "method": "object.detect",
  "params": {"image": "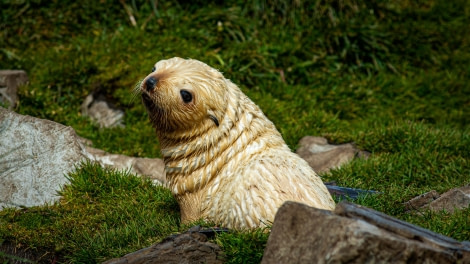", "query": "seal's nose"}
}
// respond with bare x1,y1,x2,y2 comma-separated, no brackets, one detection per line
145,76,158,92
